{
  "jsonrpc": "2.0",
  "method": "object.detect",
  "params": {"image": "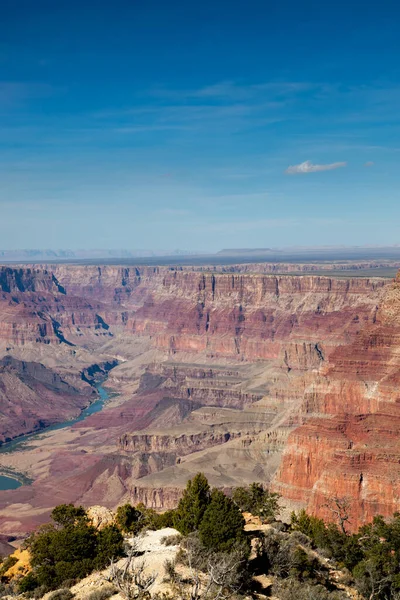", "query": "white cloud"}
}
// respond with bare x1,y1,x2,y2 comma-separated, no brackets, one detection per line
285,160,347,174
